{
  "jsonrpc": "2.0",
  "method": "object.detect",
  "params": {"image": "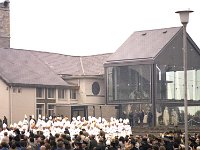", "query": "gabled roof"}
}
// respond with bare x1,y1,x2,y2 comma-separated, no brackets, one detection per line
0,47,111,87
30,51,111,76
30,51,82,76
81,53,111,75
105,27,182,64
0,48,72,87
